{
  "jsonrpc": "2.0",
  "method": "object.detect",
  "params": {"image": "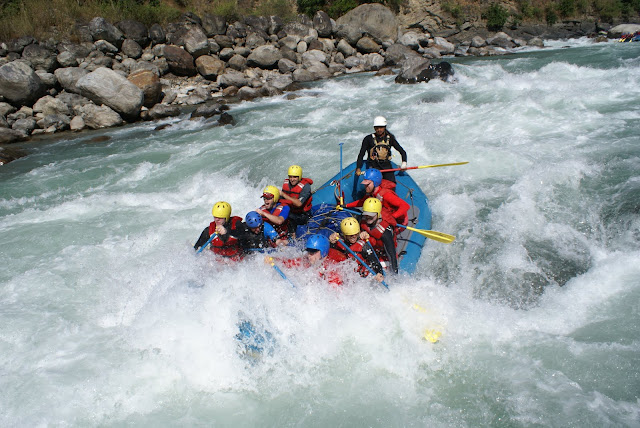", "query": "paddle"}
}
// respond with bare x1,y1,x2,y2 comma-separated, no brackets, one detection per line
379,161,468,173
268,257,296,288
196,233,217,253
336,238,389,289
338,142,345,205
396,224,456,244
336,206,456,244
